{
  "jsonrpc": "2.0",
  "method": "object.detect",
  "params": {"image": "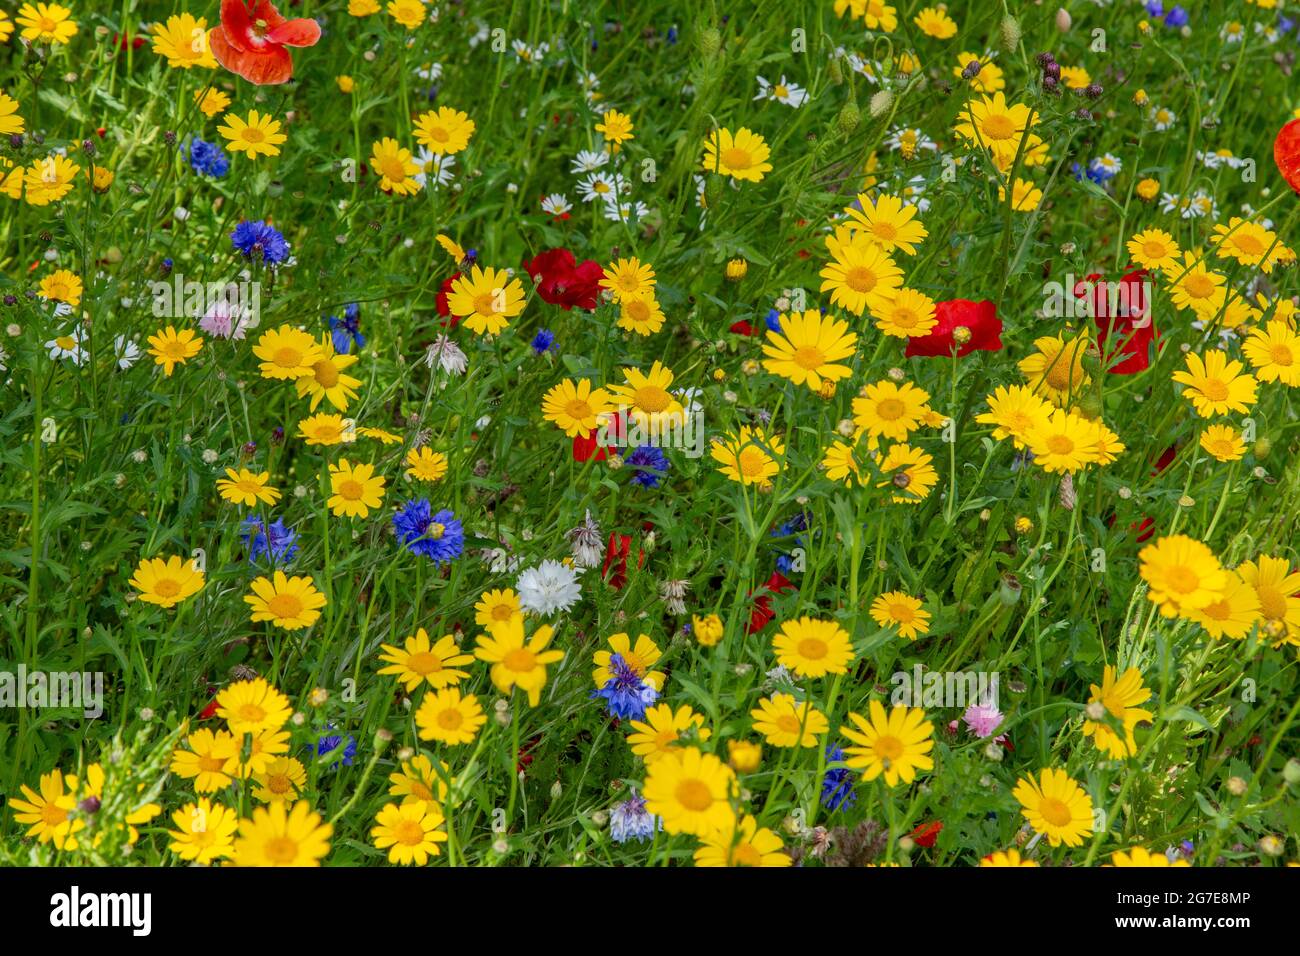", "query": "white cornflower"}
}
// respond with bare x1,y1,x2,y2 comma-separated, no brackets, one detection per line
516,559,583,617
567,510,603,568
425,334,468,376
658,579,691,615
